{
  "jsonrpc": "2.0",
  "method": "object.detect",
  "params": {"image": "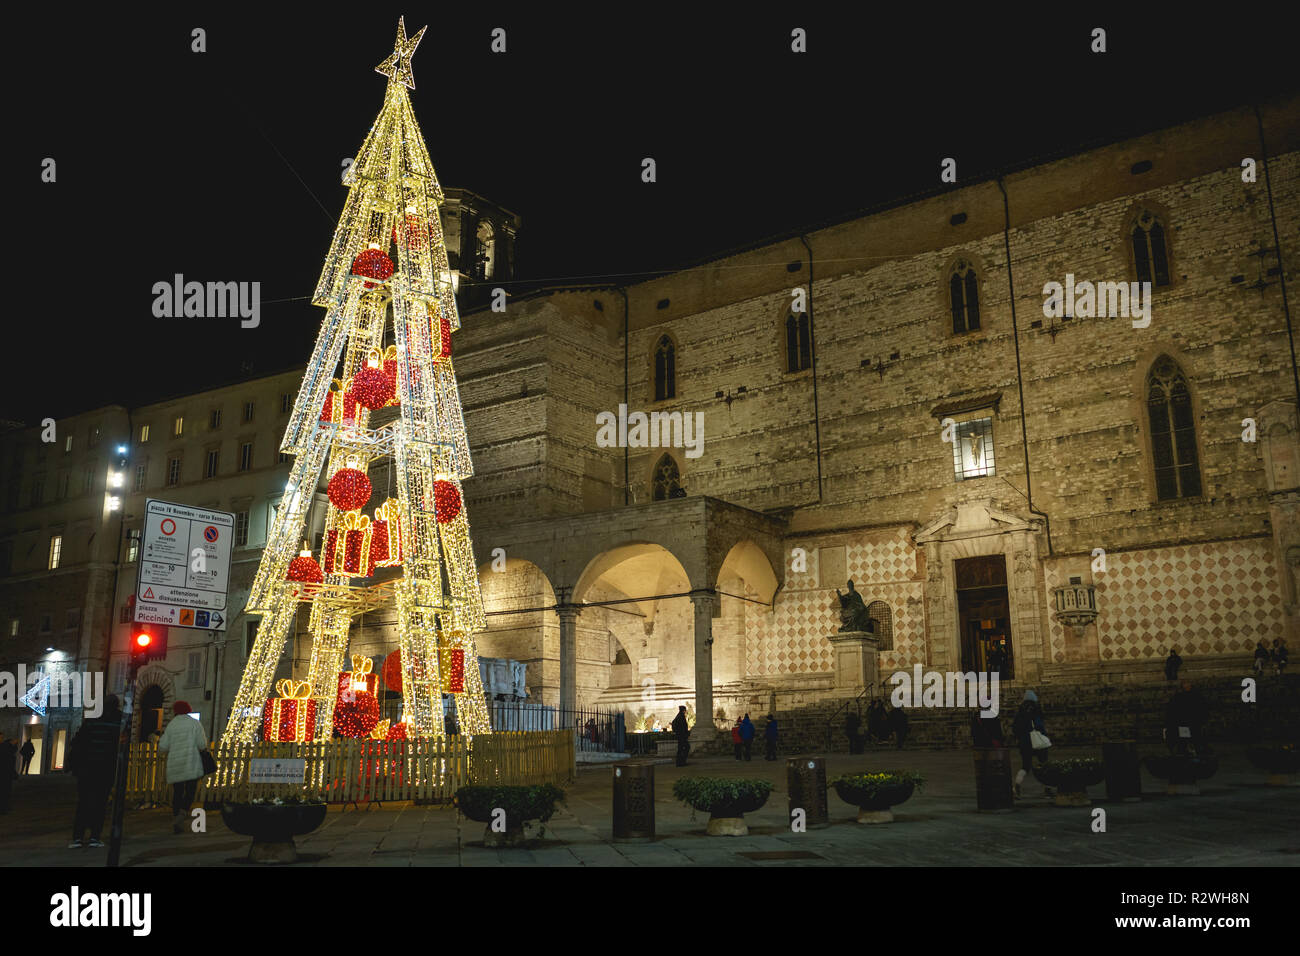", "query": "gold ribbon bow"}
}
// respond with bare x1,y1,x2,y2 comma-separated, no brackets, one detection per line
369,719,391,740
275,679,313,699
339,512,371,533
351,654,373,676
